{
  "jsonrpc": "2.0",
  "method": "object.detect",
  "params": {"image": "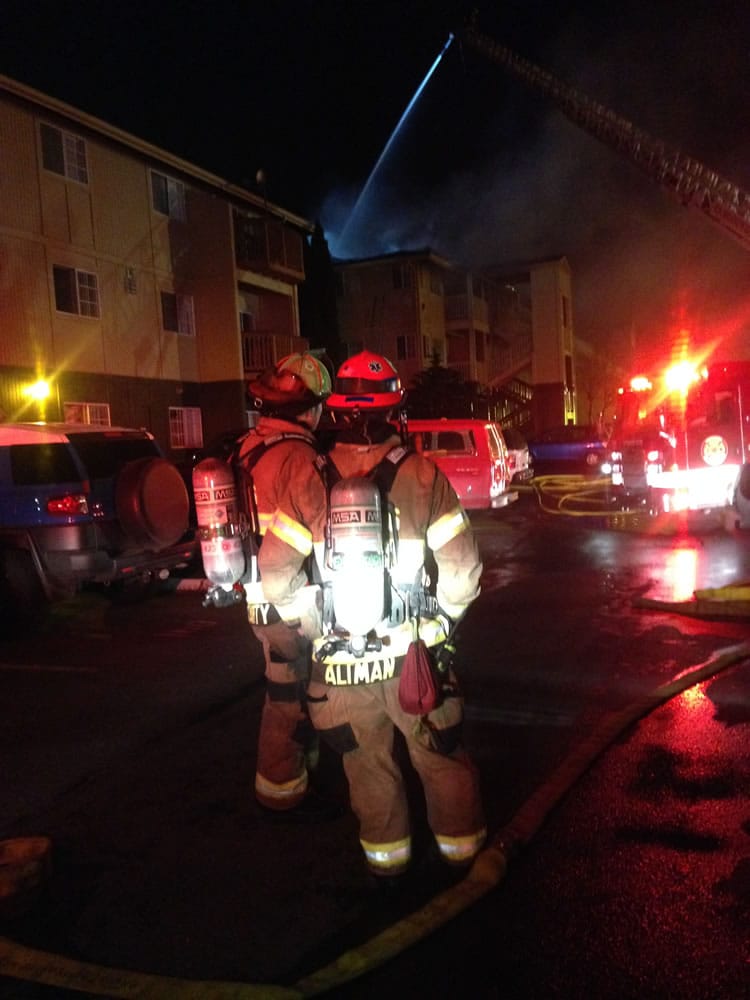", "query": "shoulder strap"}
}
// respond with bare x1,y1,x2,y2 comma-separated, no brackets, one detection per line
237,431,317,473
320,444,413,496
232,431,320,544
370,444,412,495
